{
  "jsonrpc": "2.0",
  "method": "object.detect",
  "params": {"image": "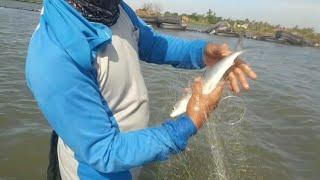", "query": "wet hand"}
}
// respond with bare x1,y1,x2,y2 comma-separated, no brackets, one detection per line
186,77,225,129
204,43,232,66
204,43,257,94
227,59,257,93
